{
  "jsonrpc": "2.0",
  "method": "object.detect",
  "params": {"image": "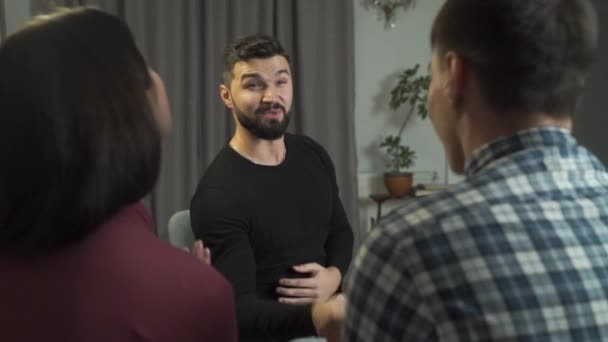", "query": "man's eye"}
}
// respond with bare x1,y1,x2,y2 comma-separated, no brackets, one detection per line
245,83,262,89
